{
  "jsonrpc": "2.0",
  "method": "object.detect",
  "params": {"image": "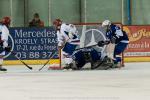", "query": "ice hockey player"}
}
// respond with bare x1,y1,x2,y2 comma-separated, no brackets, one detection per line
0,16,11,71
101,20,129,67
53,19,80,70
